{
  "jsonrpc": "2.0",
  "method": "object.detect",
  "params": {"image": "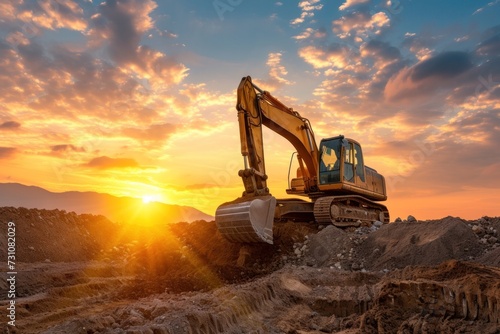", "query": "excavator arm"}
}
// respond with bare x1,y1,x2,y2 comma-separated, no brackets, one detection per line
236,76,319,196
215,76,319,244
